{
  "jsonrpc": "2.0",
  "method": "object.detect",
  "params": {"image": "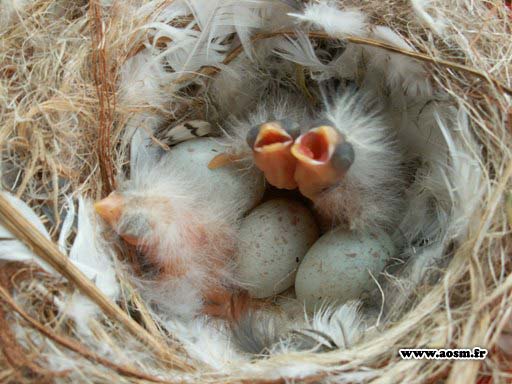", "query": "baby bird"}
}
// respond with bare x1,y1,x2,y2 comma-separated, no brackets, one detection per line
247,87,404,231
95,136,264,321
